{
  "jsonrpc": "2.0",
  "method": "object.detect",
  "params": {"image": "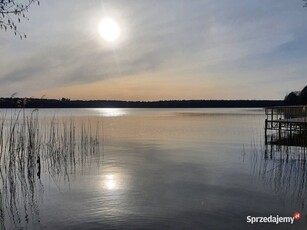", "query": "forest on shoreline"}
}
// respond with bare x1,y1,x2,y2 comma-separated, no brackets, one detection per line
0,98,284,108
